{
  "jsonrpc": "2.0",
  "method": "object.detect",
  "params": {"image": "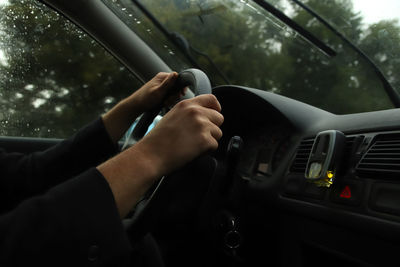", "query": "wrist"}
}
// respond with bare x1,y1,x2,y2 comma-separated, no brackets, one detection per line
101,98,142,144
98,145,162,218
131,139,166,179
123,91,147,115
118,96,142,121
